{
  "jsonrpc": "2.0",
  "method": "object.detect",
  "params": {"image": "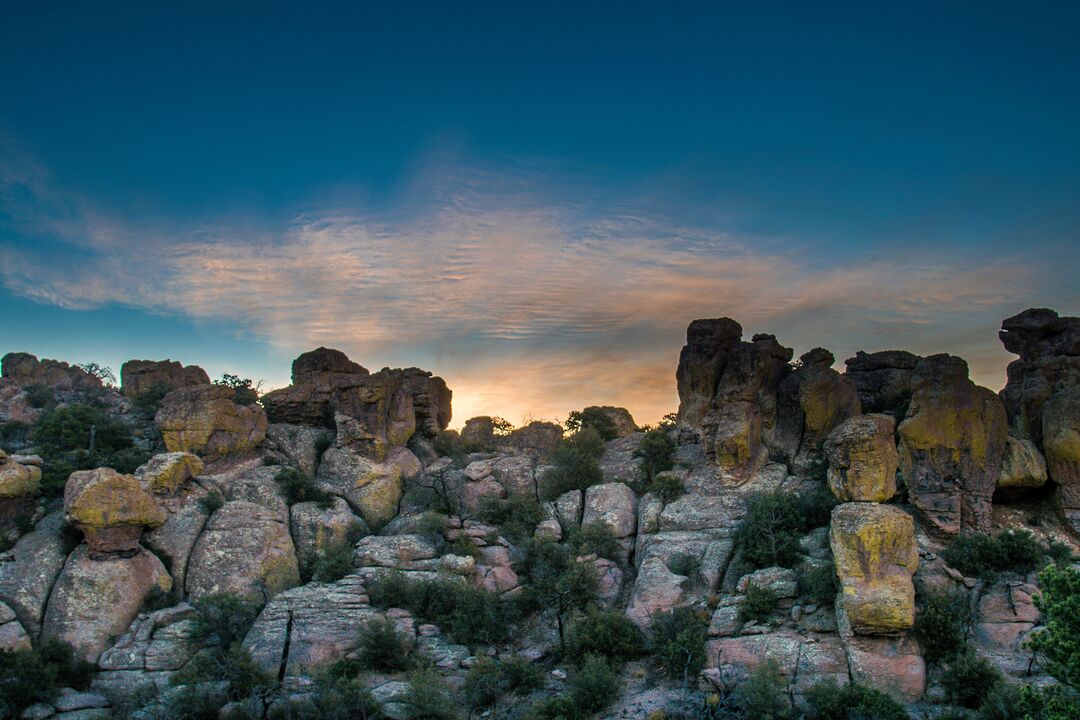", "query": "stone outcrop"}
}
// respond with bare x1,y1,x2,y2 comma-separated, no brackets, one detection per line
64,468,166,557
0,450,41,524
996,436,1048,497
0,352,102,391
843,350,922,417
774,348,861,474
0,511,71,639
824,414,899,502
676,318,744,430
583,406,637,437
291,347,368,385
897,355,1007,535
290,497,367,574
120,359,210,398
830,503,918,636
155,384,268,456
0,601,31,651
317,446,419,528
508,421,564,458
265,423,333,478
1044,392,1080,531
135,452,203,495
42,546,172,663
